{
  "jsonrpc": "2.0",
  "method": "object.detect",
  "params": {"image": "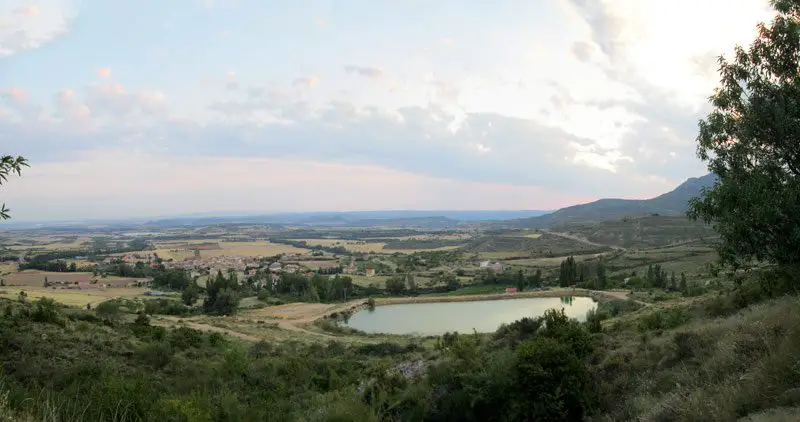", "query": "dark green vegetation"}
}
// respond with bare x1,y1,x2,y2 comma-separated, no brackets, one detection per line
0,155,28,220
2,269,800,421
